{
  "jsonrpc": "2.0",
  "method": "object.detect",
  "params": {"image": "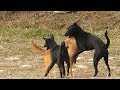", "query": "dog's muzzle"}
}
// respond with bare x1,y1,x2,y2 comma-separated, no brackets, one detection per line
64,32,69,36
44,44,47,47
